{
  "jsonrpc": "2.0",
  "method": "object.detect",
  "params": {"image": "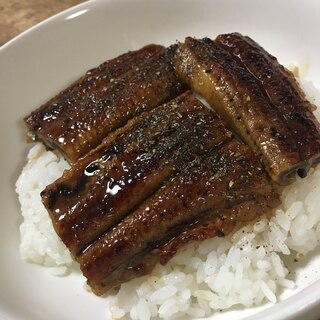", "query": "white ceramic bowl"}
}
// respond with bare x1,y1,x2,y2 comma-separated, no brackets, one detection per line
1,0,320,319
